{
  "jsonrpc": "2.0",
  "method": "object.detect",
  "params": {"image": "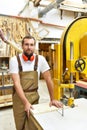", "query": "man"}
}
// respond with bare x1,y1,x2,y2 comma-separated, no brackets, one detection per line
9,35,62,130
